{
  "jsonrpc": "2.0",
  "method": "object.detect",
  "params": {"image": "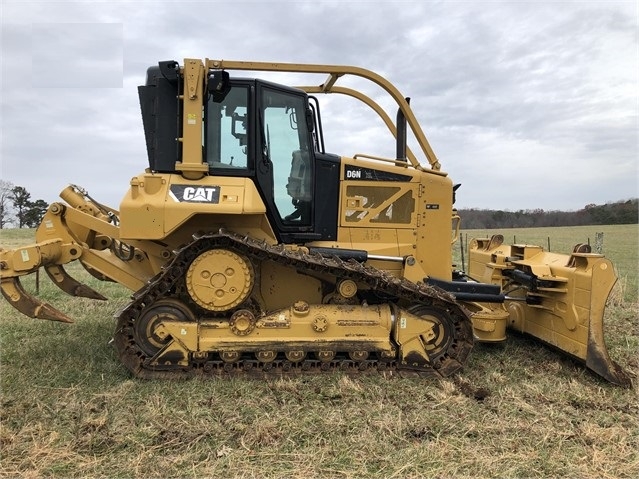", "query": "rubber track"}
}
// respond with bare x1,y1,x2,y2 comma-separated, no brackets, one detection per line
112,229,474,379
